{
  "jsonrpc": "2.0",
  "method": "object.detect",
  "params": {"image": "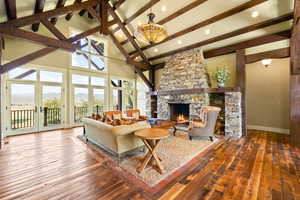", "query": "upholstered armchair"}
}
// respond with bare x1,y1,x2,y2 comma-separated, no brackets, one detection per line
188,106,221,141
